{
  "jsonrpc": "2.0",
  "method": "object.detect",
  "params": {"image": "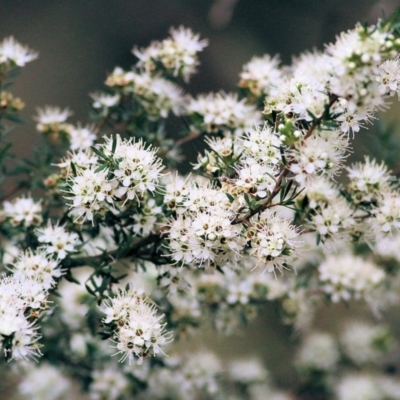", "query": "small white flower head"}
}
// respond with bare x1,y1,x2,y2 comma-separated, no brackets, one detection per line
336,109,370,135
300,177,341,209
55,149,98,177
194,135,242,175
65,165,114,223
247,210,300,273
36,221,81,260
289,130,349,184
264,76,330,122
2,196,42,227
234,161,278,199
335,374,383,400
34,106,73,139
370,191,400,243
186,92,262,136
340,320,393,365
127,71,185,118
89,367,130,400
311,197,355,243
18,363,71,400
0,275,45,360
167,183,245,268
105,66,136,88
182,351,222,395
102,135,165,201
295,332,339,372
240,124,282,166
326,24,389,113
91,92,121,112
101,285,172,364
69,123,97,151
134,26,208,82
239,54,282,98
10,248,64,289
318,253,385,302
162,173,190,213
229,357,269,385
376,58,400,97
132,198,162,236
0,36,38,68
346,157,393,205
